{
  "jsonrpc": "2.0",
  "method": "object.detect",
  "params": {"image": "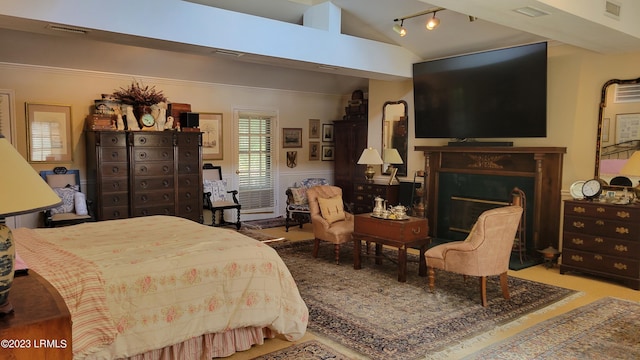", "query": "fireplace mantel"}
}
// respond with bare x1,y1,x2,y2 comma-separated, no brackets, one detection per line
415,146,566,253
